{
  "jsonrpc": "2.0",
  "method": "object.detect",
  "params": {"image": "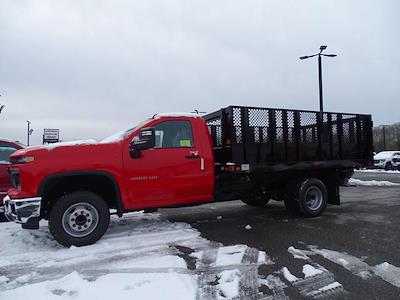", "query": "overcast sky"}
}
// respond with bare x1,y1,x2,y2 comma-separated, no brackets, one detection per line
1,0,399,145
